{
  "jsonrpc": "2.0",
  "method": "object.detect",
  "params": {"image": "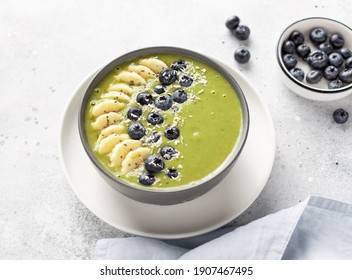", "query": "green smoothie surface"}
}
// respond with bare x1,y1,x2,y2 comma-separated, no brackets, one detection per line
84,53,243,188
